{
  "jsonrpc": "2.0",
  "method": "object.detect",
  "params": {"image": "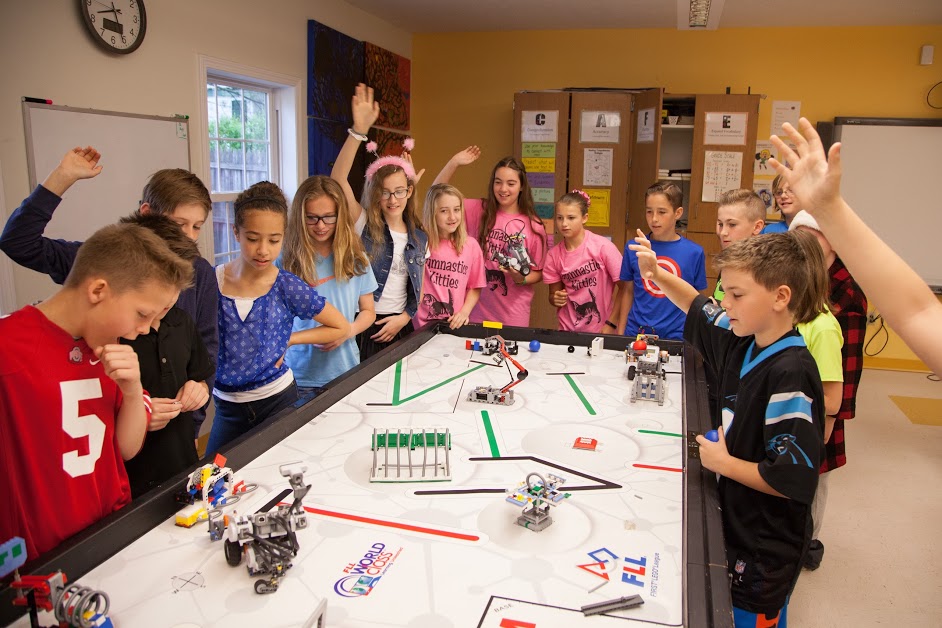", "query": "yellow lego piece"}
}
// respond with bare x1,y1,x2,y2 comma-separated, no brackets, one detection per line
175,503,207,528
482,321,503,329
